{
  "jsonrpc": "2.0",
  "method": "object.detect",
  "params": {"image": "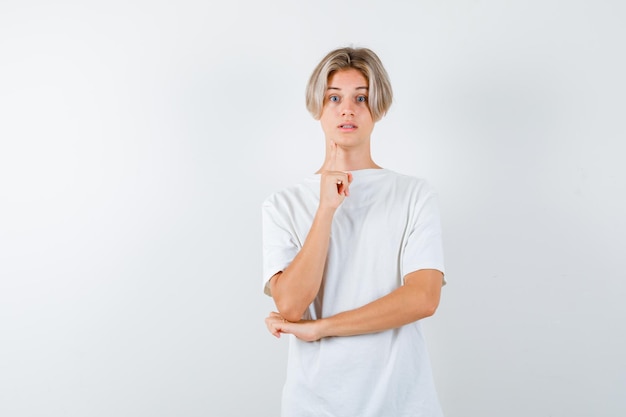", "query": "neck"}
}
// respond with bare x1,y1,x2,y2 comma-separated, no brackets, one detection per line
316,141,381,173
